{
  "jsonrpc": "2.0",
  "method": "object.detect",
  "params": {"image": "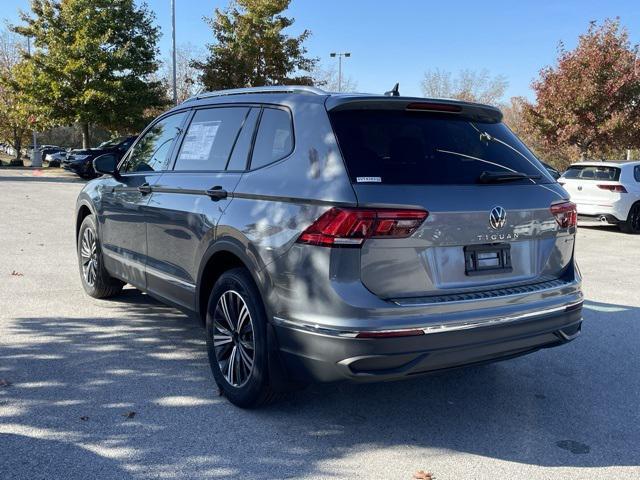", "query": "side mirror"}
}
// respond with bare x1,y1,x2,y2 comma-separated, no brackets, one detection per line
93,153,119,177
